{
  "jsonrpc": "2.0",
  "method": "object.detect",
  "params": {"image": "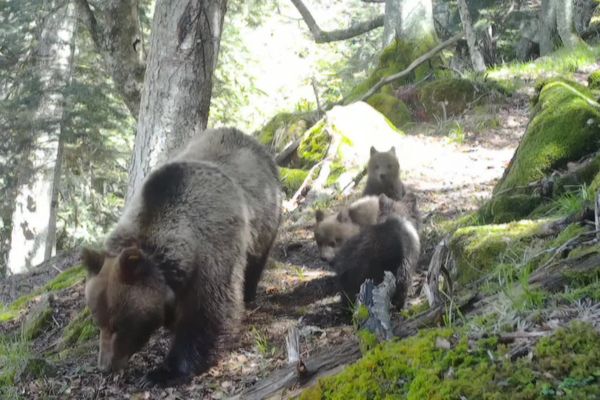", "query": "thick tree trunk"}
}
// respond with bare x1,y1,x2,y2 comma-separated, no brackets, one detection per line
75,0,145,117
556,0,581,49
457,0,486,72
7,1,77,274
540,0,582,55
126,0,227,200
